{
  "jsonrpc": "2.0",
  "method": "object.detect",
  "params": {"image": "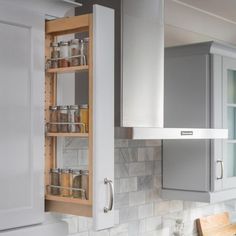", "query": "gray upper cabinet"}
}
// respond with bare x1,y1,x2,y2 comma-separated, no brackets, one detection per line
162,42,236,203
